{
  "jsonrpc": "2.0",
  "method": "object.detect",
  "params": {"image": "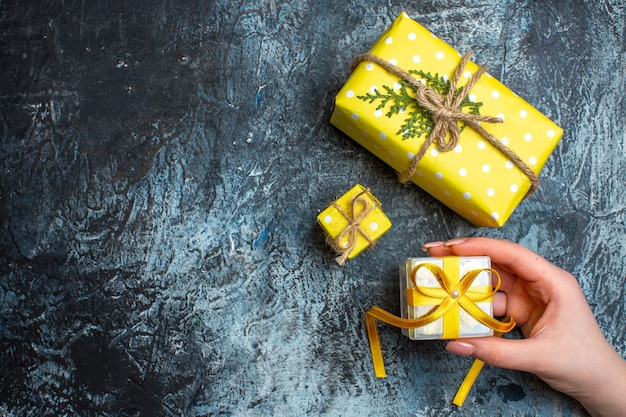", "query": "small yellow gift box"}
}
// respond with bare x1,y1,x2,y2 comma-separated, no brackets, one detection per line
317,184,391,265
400,256,494,340
331,12,563,227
